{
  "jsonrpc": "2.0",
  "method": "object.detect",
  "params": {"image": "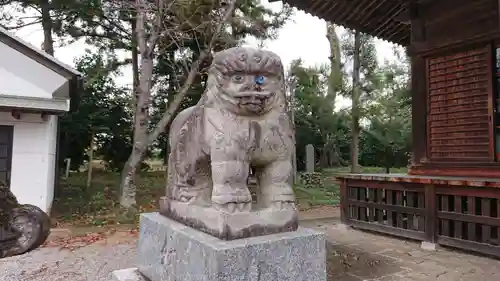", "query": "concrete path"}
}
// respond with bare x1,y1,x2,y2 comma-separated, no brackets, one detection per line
302,214,500,281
